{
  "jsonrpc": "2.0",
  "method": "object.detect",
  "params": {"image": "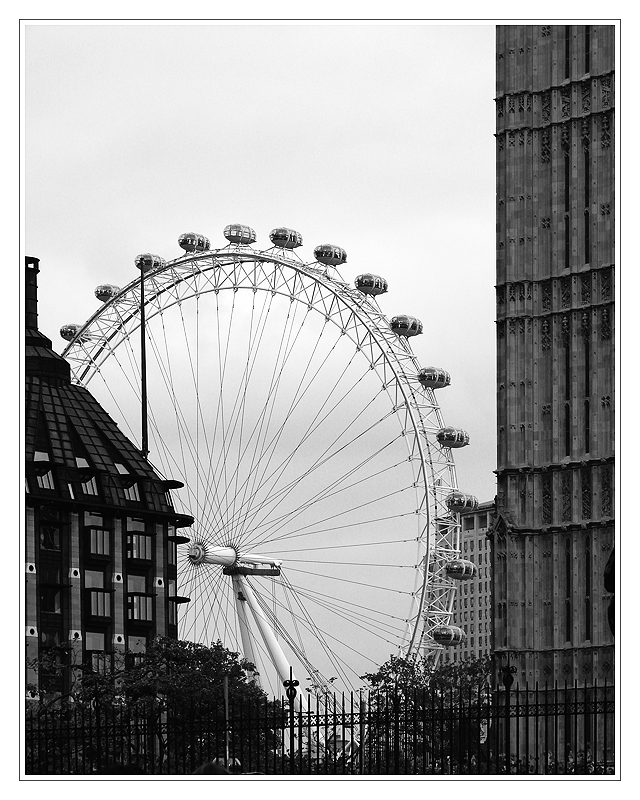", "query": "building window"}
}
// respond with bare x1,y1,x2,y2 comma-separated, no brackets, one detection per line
86,513,109,555
89,590,111,617
167,579,178,625
85,631,107,673
585,539,592,641
39,524,60,551
81,476,99,496
478,513,488,529
127,574,152,621
85,570,111,617
36,471,55,491
39,567,62,614
463,516,474,531
123,483,141,502
88,527,110,556
168,538,177,566
127,534,153,561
